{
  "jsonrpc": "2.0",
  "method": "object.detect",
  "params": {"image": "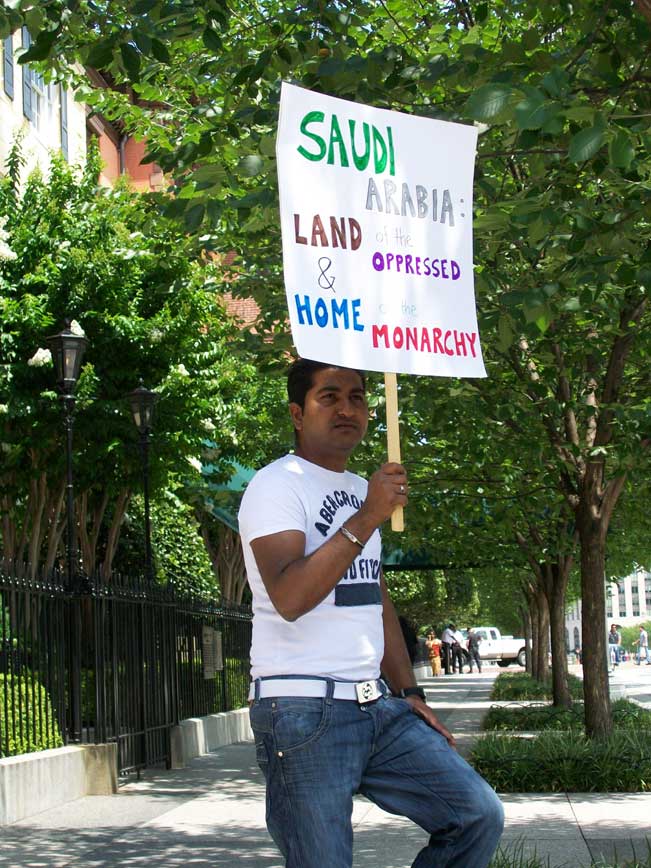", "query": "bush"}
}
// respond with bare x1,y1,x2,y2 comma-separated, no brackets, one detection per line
0,672,63,756
471,730,651,792
490,672,584,701
483,699,651,732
